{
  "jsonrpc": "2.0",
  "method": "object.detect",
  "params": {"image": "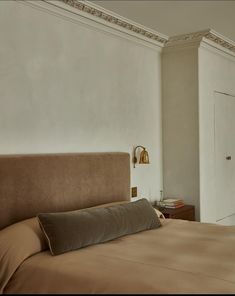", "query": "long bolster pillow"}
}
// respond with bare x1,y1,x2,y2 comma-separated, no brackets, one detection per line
38,198,161,255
